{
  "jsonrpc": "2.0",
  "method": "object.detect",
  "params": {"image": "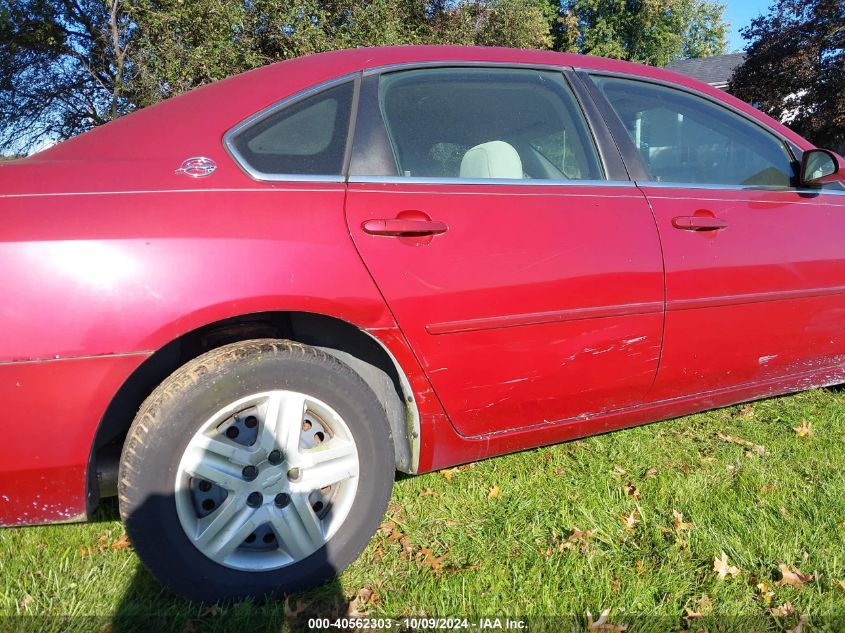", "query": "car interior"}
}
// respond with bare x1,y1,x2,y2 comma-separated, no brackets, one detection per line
593,75,795,187
378,67,604,181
